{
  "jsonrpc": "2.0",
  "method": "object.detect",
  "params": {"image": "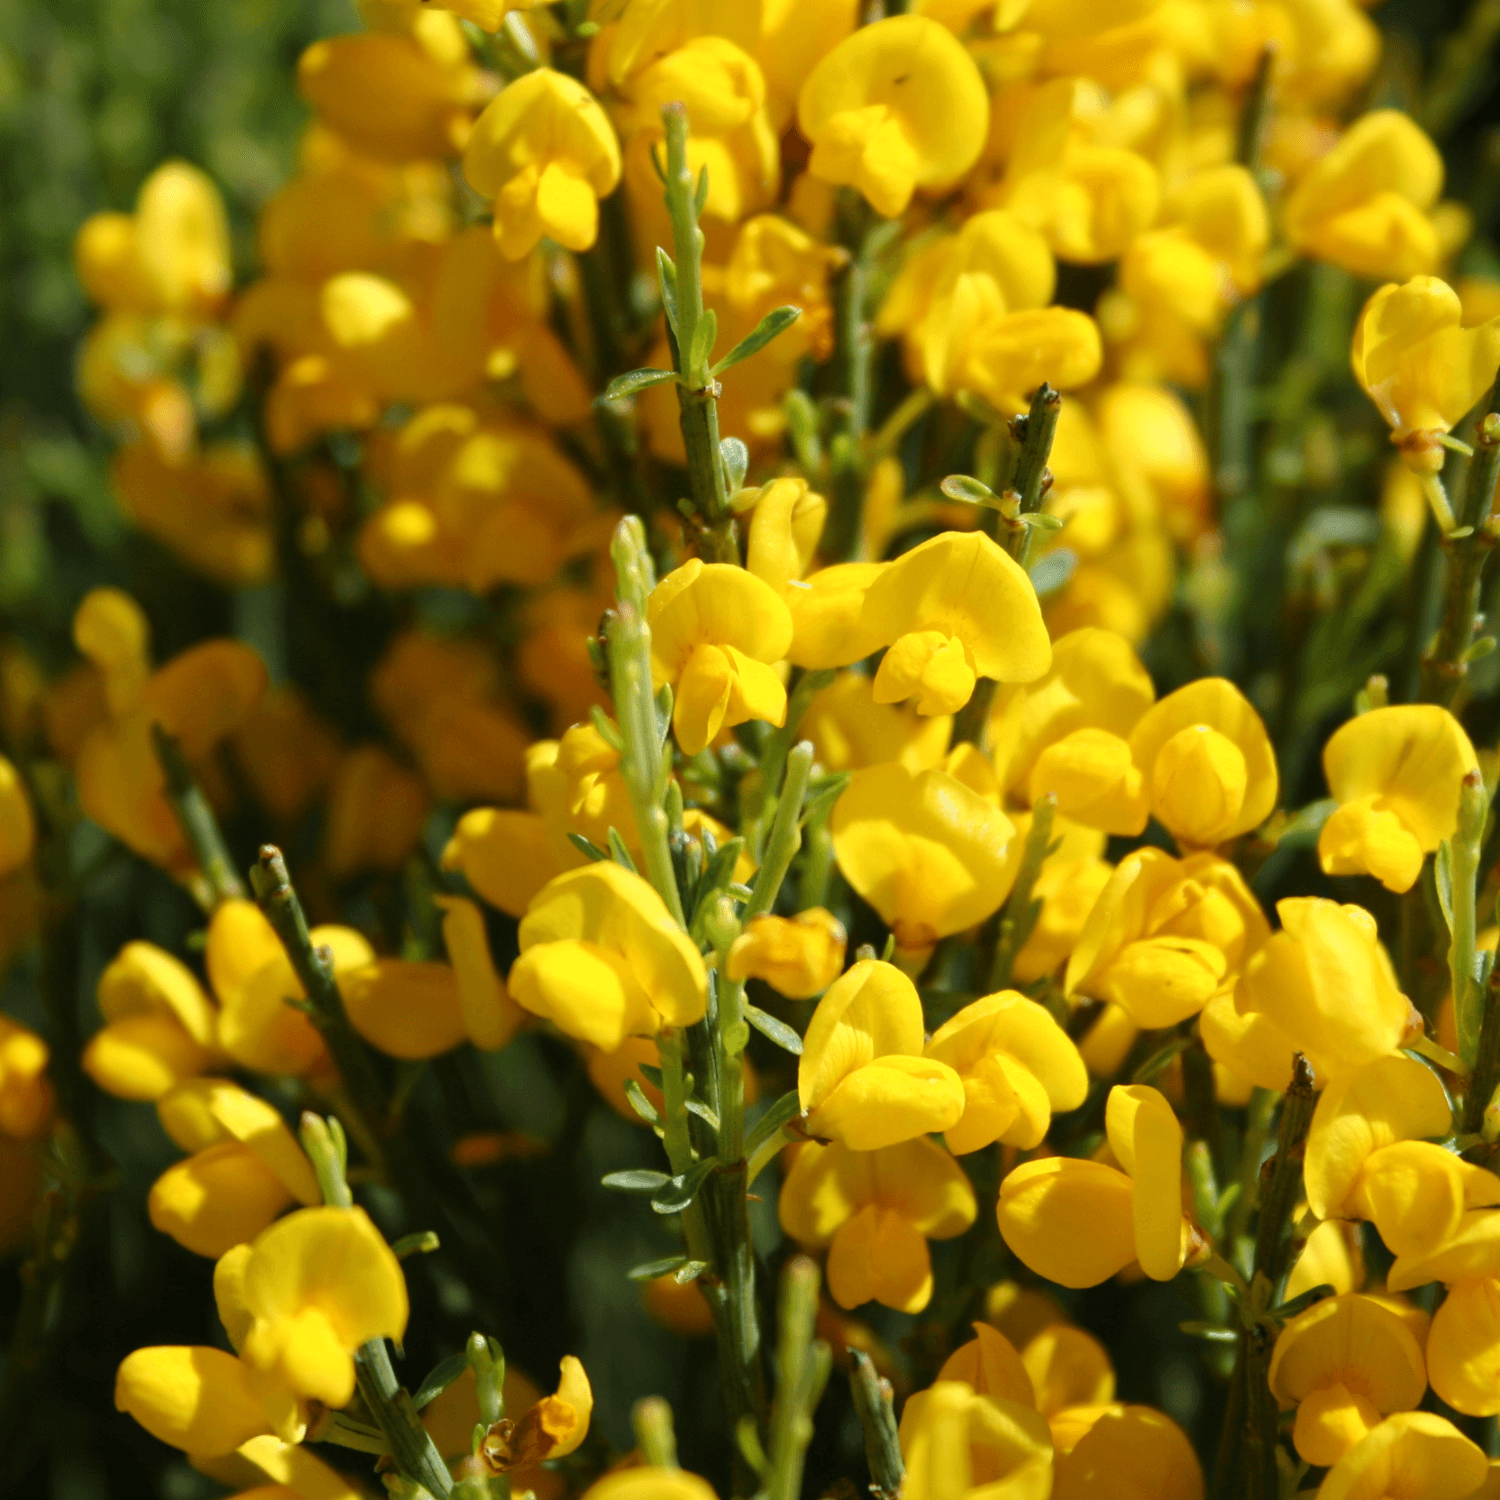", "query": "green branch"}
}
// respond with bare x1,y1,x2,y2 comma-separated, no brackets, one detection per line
151,723,246,908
